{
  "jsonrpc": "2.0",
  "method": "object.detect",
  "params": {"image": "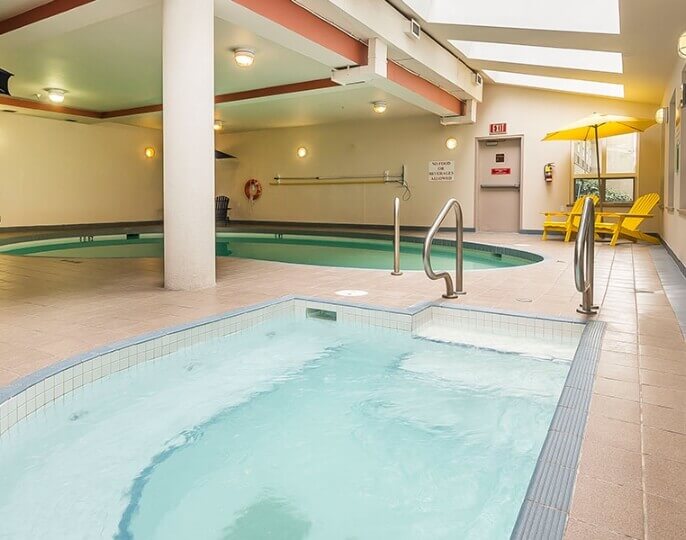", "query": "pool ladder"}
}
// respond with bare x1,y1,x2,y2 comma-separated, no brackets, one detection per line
391,197,402,276
575,197,598,315
422,199,465,299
